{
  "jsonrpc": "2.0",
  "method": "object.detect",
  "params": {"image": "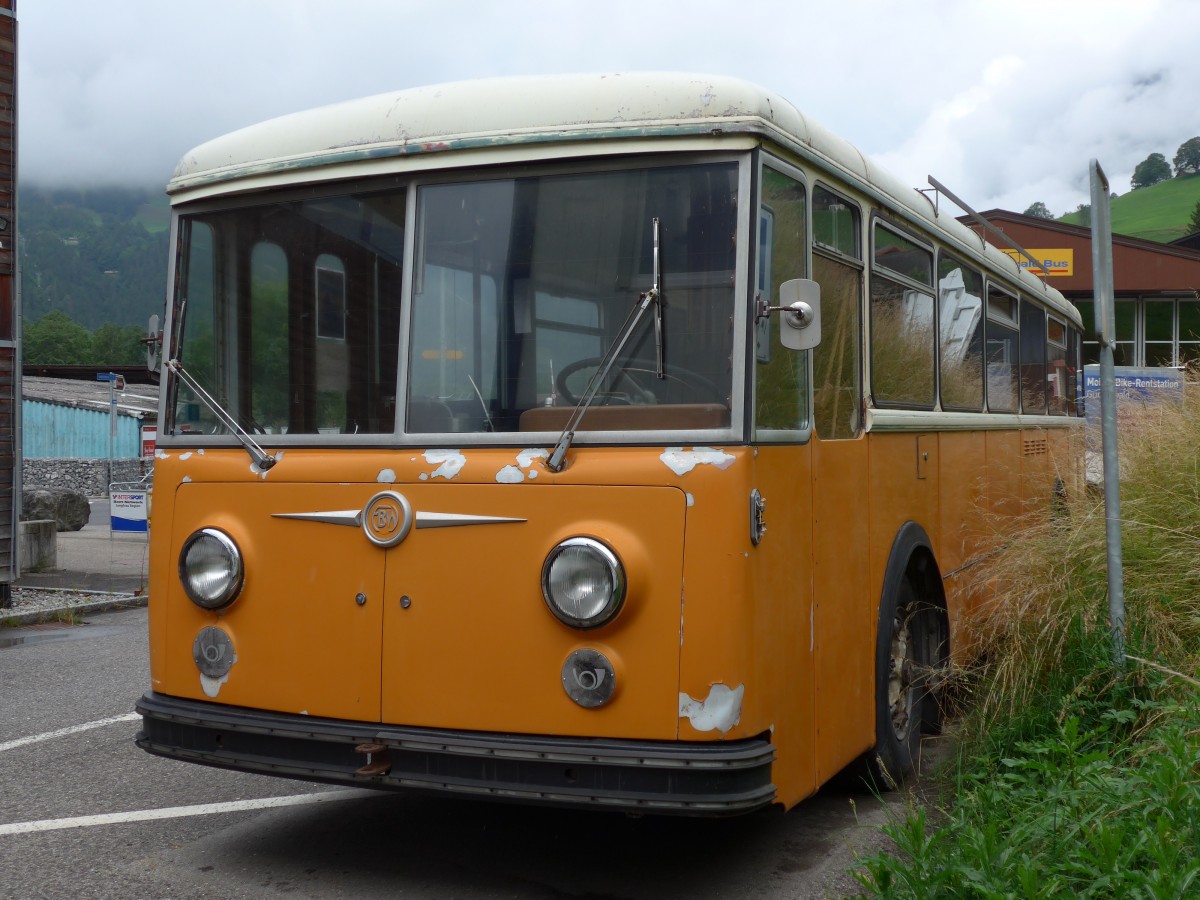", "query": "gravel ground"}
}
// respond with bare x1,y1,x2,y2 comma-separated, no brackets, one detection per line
0,586,148,625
